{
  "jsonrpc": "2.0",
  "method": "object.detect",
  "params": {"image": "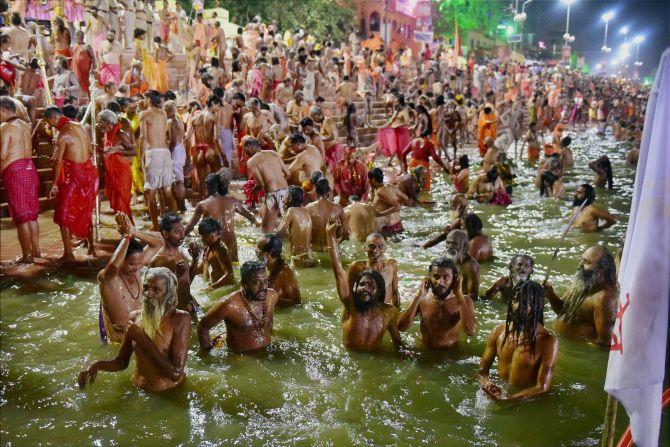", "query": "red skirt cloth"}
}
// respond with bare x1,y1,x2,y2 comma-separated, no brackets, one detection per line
381,220,404,237
54,159,99,238
324,143,344,172
1,158,39,224
103,153,134,223
376,127,410,157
